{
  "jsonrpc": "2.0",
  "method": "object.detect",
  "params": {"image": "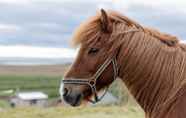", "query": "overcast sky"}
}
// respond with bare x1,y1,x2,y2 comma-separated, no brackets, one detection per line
0,0,186,46
0,0,186,60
